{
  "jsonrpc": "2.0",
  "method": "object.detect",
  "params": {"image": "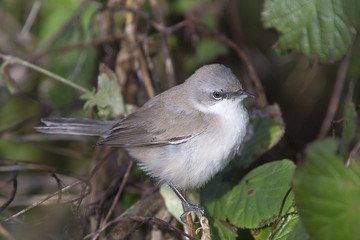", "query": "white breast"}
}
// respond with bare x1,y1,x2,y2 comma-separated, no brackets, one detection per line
129,99,249,190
